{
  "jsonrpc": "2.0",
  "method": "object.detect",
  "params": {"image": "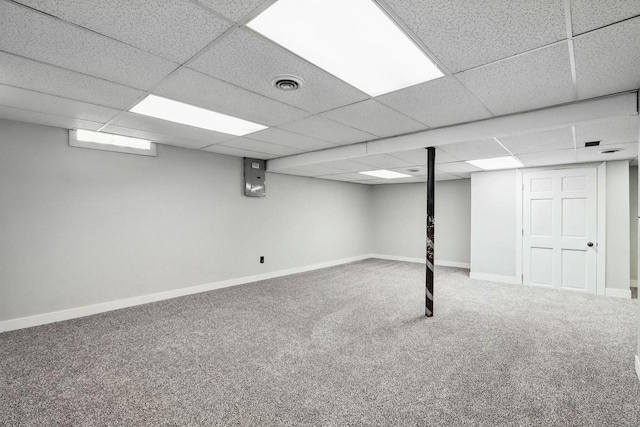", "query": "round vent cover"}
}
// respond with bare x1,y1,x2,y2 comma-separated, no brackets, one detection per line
271,75,304,91
407,168,420,173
